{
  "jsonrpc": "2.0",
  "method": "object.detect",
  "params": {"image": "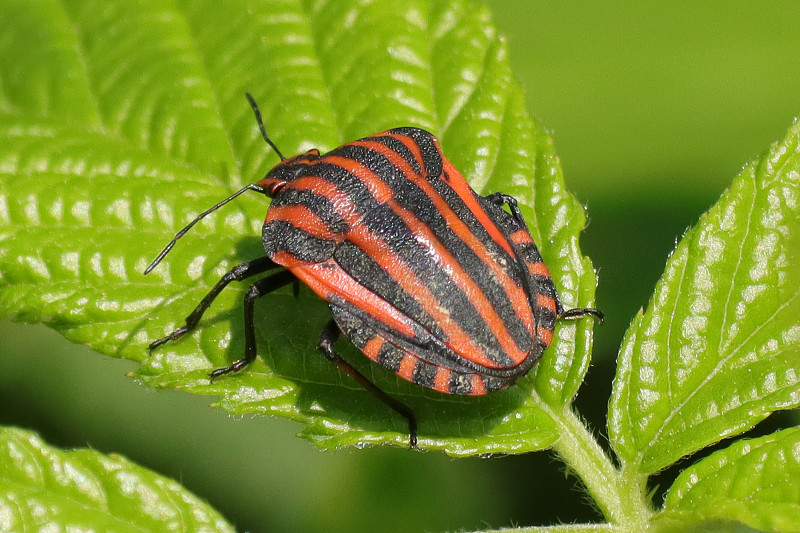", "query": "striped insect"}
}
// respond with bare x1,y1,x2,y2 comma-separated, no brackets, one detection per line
145,94,602,448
